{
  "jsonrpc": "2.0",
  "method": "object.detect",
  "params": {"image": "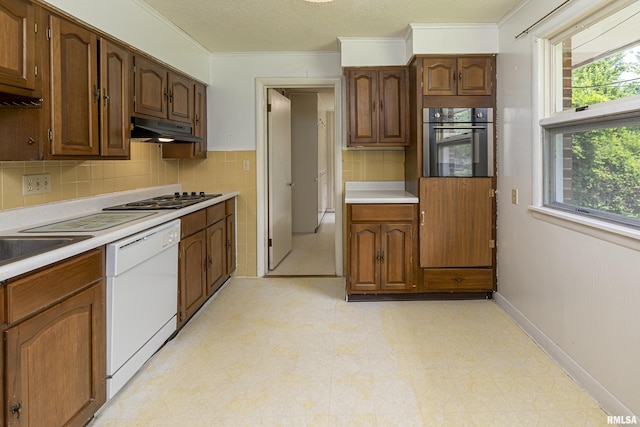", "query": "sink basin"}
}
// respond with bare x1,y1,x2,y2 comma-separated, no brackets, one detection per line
0,235,92,267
